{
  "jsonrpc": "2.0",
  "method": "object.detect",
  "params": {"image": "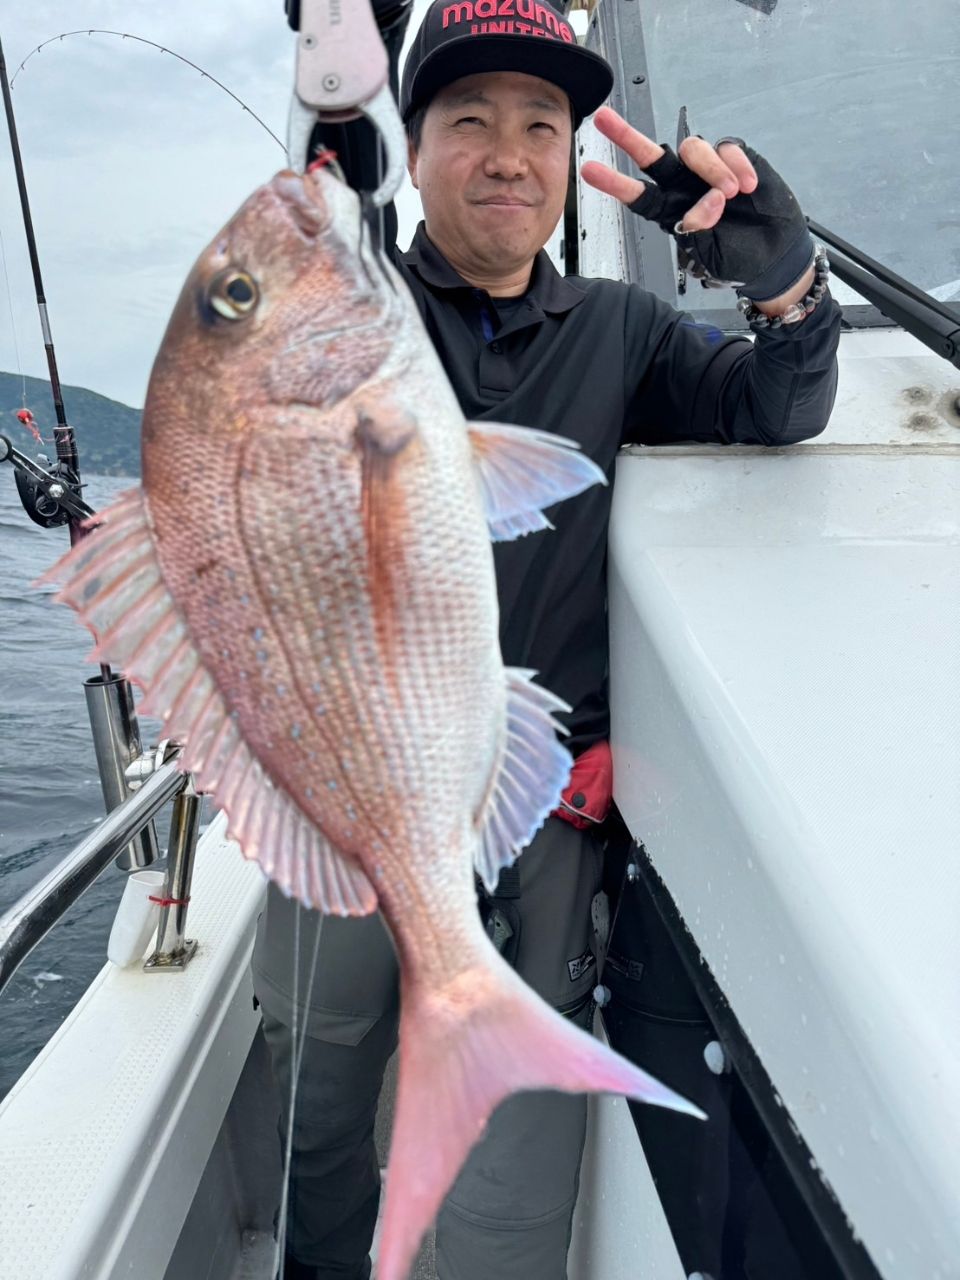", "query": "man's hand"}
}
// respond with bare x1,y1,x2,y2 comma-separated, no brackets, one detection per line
583,106,759,233
581,106,815,315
